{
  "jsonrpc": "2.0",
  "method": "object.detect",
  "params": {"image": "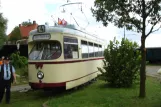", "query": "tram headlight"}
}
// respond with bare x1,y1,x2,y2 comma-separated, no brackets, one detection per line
37,71,44,79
